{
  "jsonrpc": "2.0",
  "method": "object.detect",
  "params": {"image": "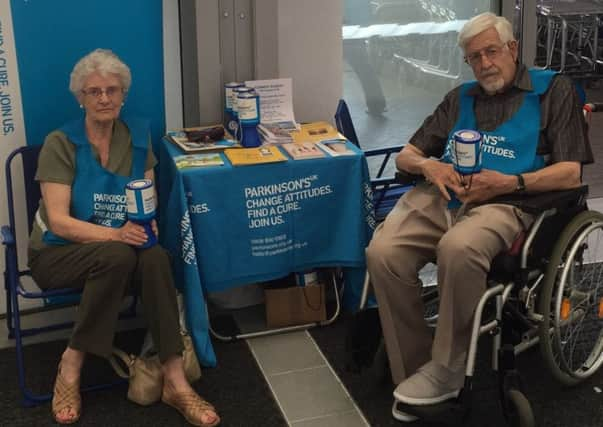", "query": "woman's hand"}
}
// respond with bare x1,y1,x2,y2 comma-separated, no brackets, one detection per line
151,219,159,238
118,221,148,246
